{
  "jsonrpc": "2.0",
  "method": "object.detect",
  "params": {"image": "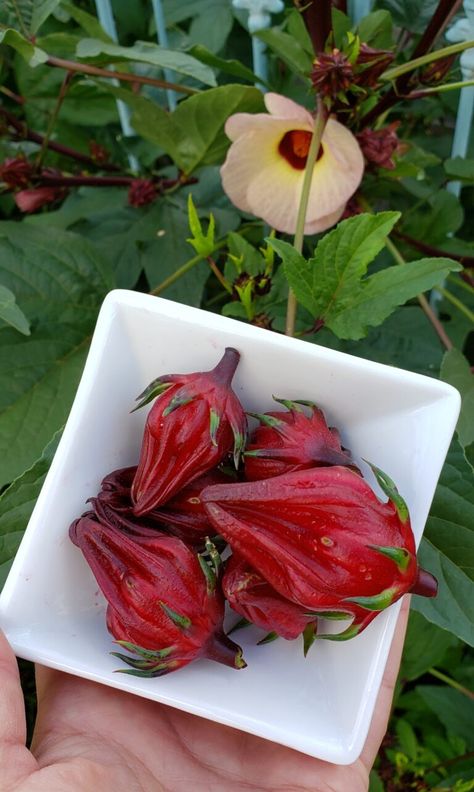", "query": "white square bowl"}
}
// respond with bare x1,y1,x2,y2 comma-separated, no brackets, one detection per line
0,289,460,765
